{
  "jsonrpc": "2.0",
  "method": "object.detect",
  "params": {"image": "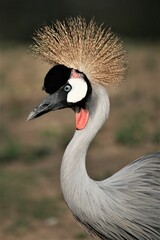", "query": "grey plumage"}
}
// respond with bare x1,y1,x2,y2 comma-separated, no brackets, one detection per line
60,85,160,239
